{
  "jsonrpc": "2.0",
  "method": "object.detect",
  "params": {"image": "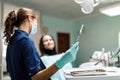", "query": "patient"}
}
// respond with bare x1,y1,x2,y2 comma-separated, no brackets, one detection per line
39,34,57,56
39,34,72,80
